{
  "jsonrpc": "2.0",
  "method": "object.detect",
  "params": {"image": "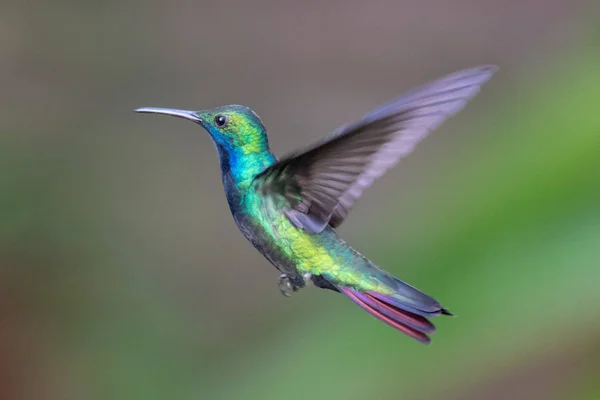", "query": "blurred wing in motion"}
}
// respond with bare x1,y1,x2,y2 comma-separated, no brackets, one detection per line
255,65,498,233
